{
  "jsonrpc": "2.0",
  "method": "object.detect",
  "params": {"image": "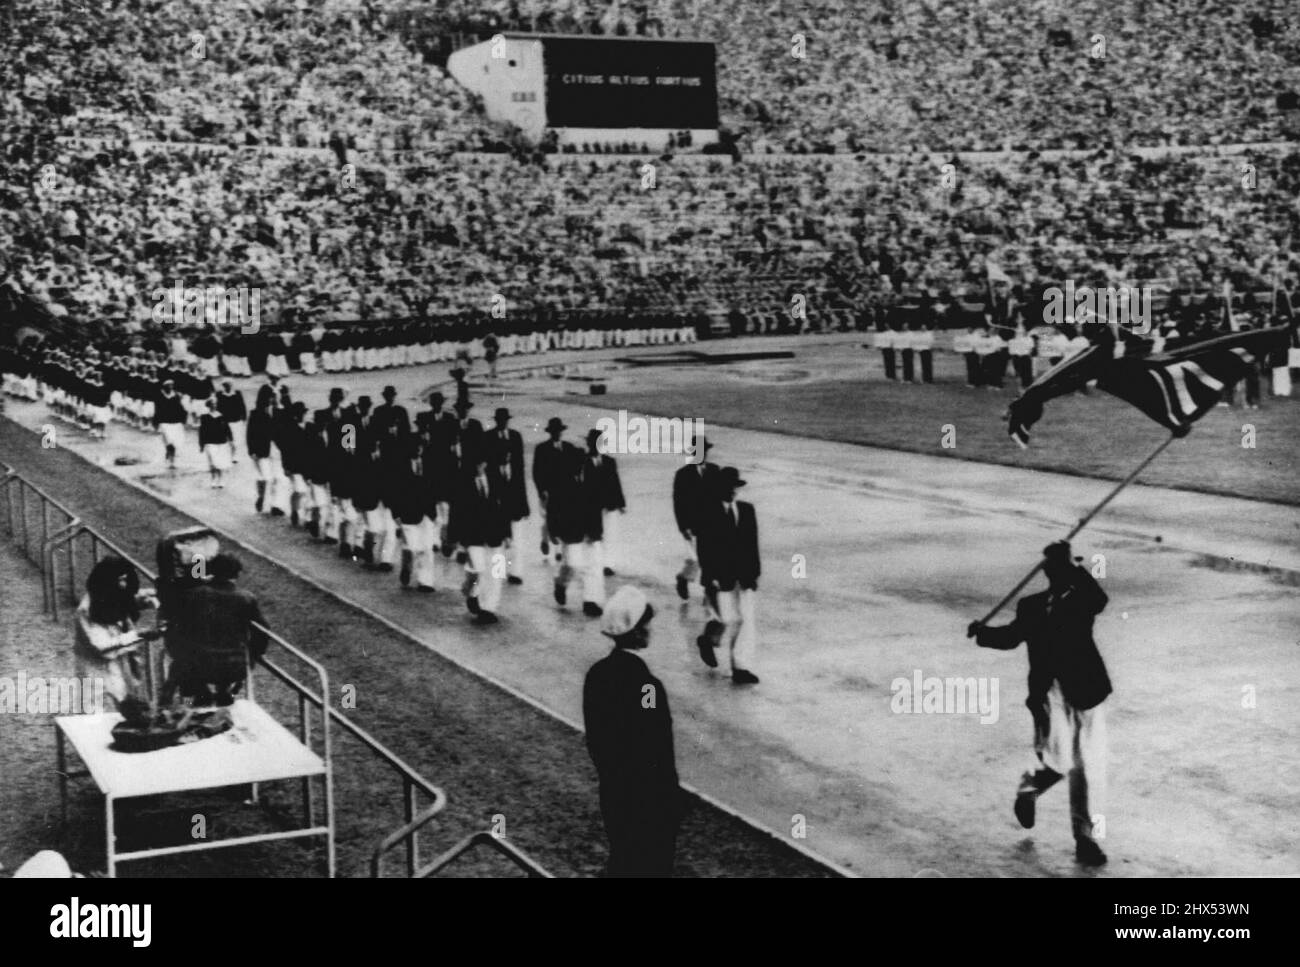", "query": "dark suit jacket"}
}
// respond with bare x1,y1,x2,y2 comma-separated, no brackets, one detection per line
385,450,438,525
449,471,510,548
583,648,680,813
976,566,1111,711
487,428,529,520
372,402,410,447
672,462,720,535
166,582,268,681
532,438,575,504
697,499,760,591
583,454,626,512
